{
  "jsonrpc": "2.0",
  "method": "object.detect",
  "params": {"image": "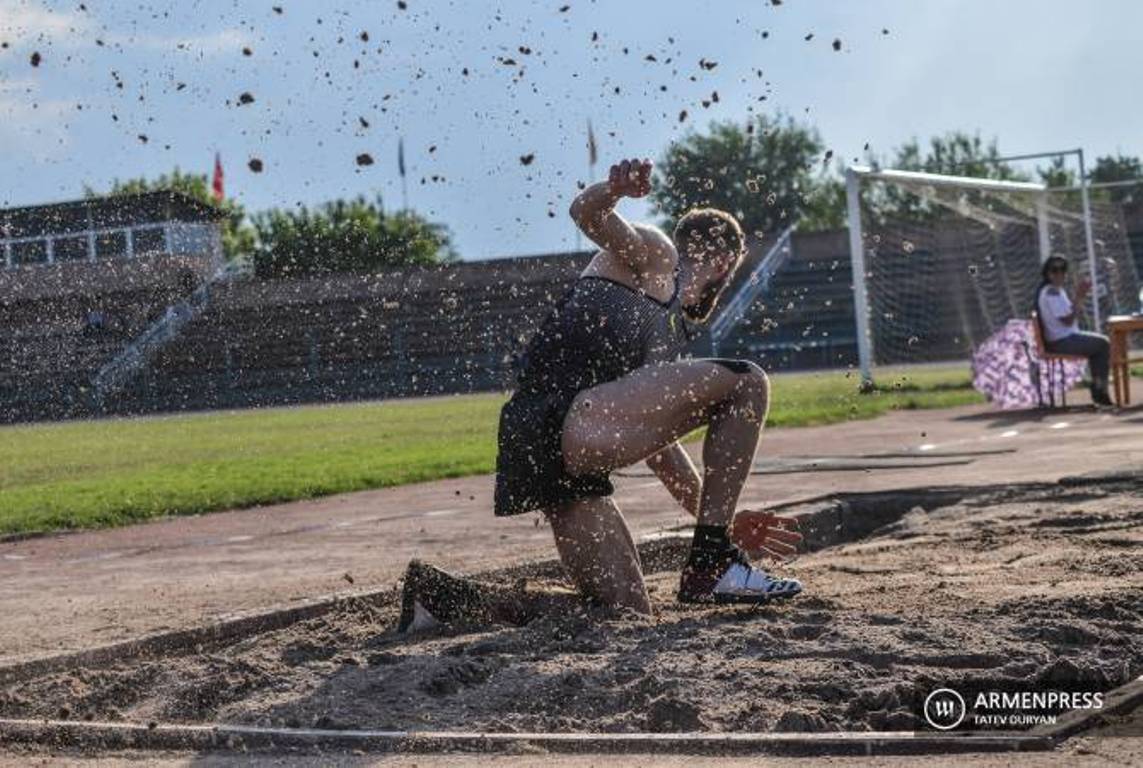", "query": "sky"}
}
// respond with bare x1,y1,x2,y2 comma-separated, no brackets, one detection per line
2,0,1142,260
